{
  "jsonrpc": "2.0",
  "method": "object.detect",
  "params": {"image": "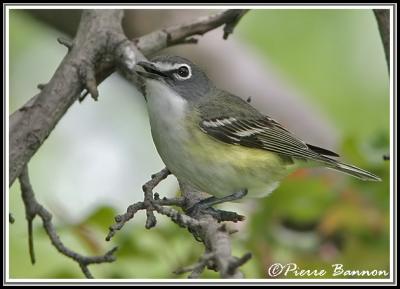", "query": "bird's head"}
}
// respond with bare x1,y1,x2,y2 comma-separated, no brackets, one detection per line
136,55,213,102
